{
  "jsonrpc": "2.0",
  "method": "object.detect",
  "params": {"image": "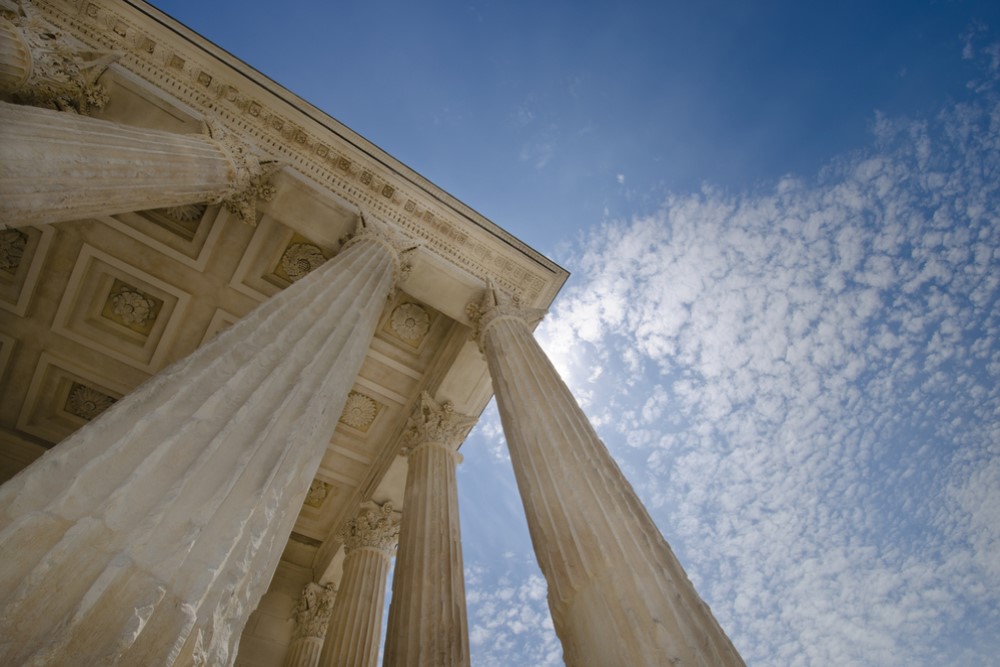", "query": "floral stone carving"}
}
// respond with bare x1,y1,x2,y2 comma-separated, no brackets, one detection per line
64,382,116,421
291,582,337,640
337,503,399,555
339,391,378,430
1,4,118,114
109,284,156,326
0,228,28,273
280,242,326,282
389,302,430,342
304,479,331,508
402,392,477,453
